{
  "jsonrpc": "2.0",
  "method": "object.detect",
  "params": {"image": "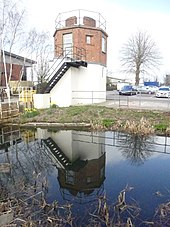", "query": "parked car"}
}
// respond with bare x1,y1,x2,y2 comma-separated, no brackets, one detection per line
119,85,138,95
155,86,170,98
137,85,159,94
